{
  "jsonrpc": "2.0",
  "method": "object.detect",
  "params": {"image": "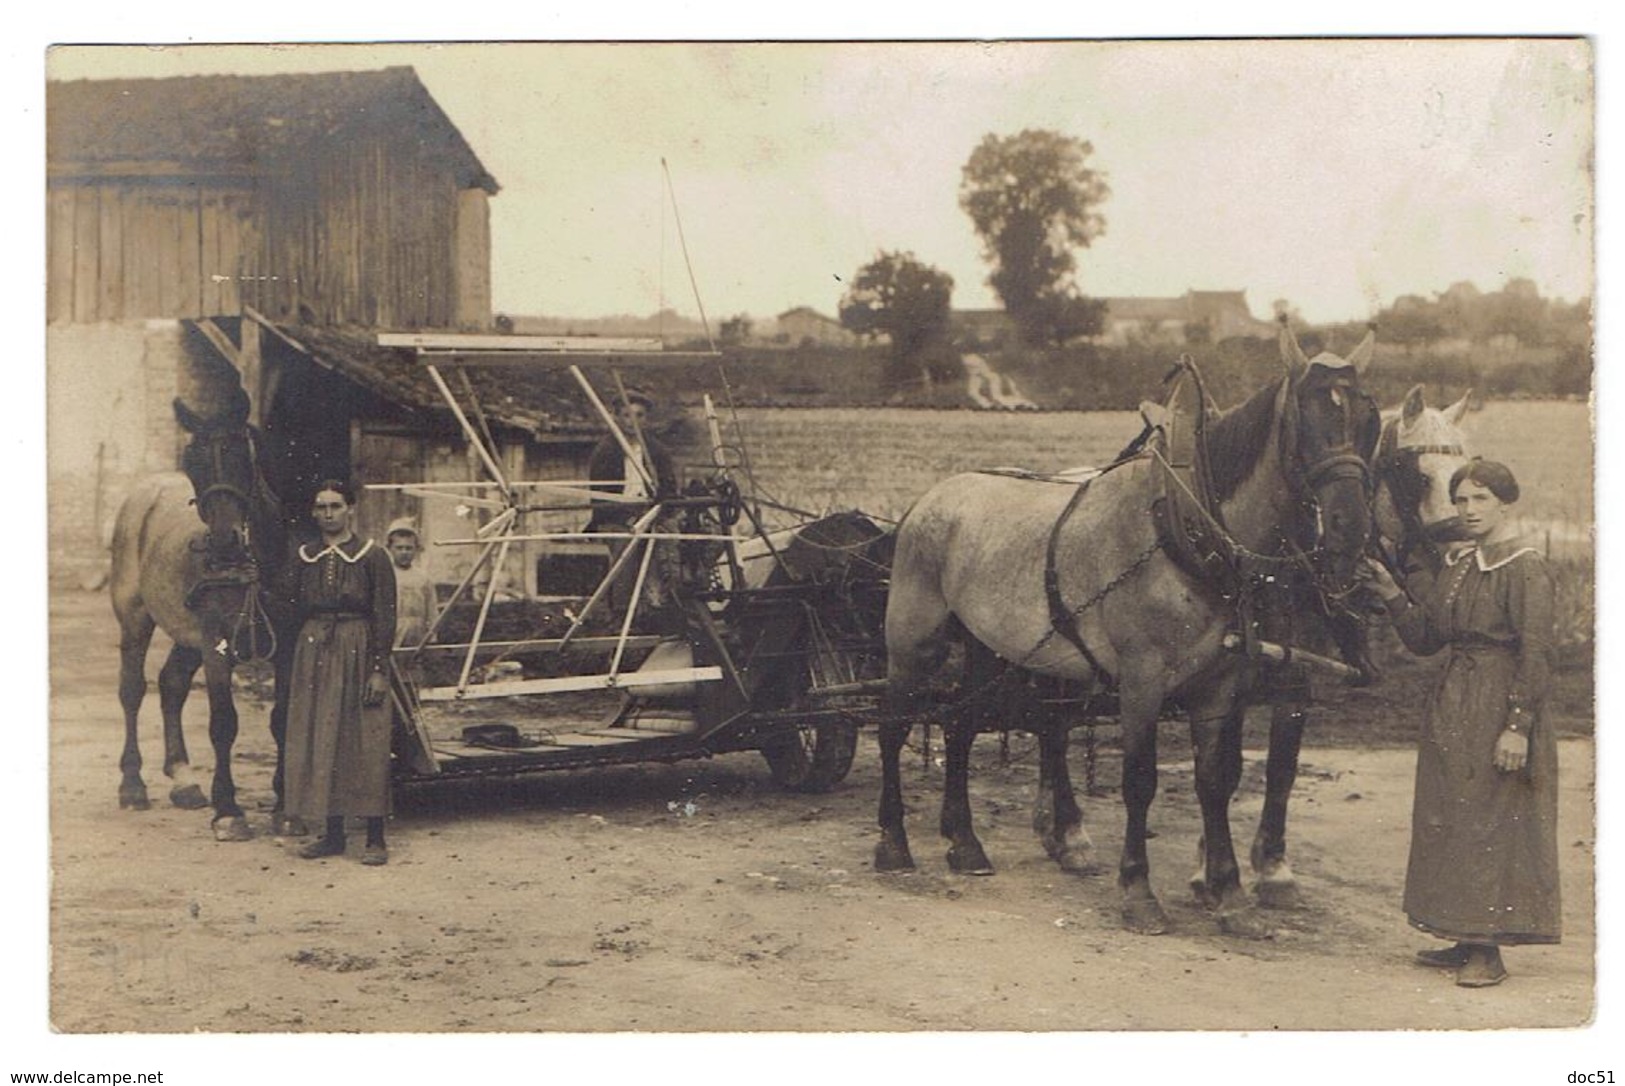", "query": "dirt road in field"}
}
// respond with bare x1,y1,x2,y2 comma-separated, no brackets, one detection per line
46,586,1595,1033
